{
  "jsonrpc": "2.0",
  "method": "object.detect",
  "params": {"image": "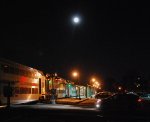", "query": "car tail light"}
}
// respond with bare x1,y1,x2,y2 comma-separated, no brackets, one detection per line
138,98,143,102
